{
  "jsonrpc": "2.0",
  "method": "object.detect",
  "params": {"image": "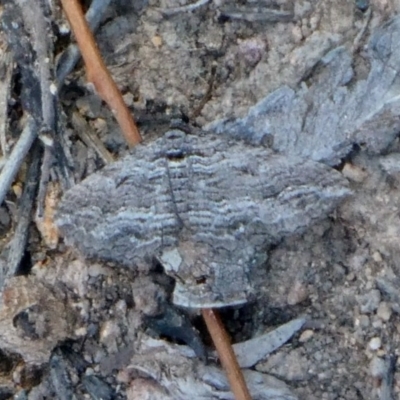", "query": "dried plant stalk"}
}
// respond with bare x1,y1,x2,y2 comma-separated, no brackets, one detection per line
60,0,142,146
202,309,252,400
